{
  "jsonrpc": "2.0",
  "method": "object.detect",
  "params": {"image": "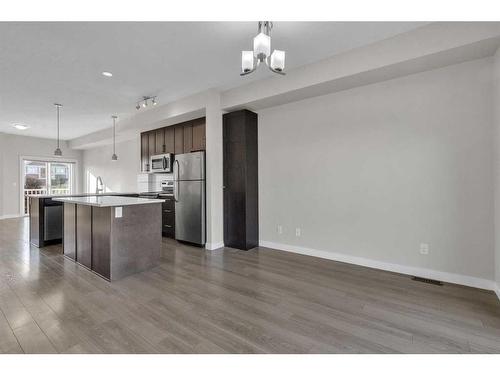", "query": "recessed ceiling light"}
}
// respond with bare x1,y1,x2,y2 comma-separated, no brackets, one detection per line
102,71,113,77
13,124,29,130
